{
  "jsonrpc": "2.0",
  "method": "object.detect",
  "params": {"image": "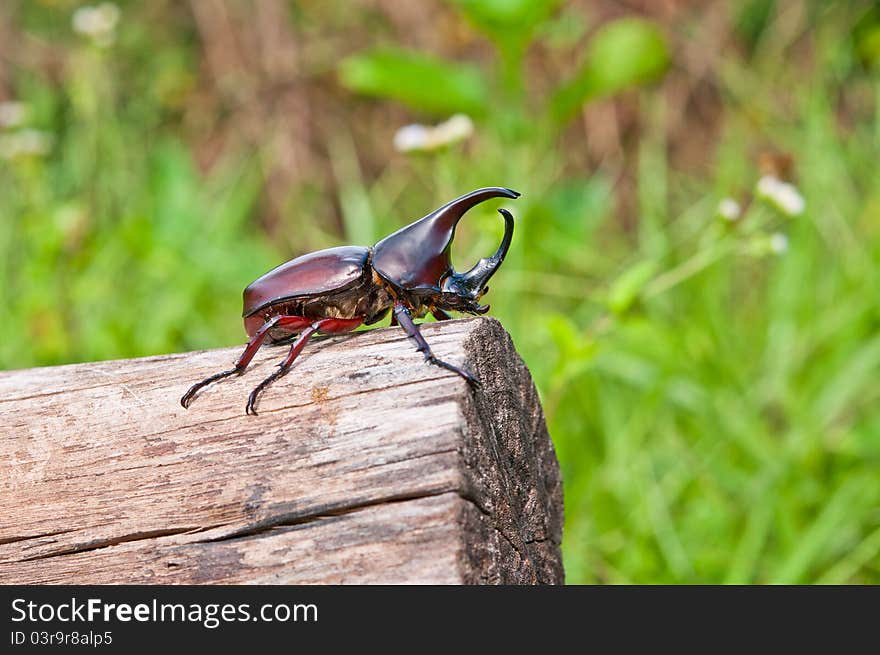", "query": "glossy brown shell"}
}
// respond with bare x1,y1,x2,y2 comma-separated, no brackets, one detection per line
242,245,371,317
